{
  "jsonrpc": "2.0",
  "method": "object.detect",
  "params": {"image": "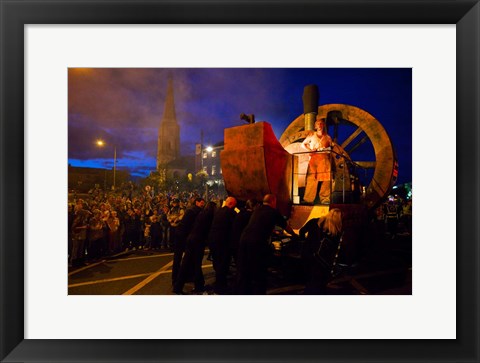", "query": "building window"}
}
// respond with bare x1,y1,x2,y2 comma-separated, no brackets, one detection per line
211,150,217,158
203,166,207,173
203,152,207,159
212,165,216,175
220,168,222,174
